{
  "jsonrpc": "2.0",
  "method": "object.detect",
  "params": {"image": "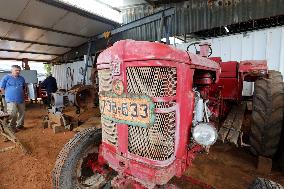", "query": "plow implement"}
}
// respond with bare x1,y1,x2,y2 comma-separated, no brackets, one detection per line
0,111,30,154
